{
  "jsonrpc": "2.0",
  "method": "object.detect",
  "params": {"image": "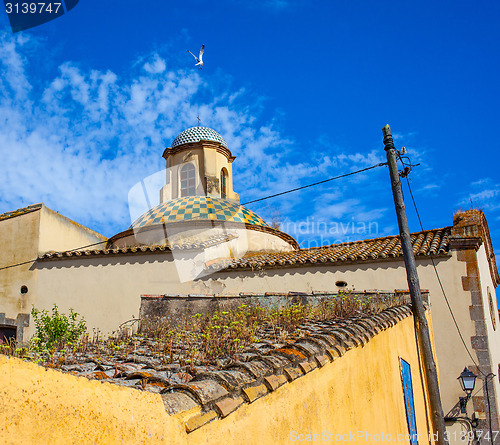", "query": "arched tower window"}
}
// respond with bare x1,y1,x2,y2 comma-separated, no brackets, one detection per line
180,164,196,197
220,168,228,199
